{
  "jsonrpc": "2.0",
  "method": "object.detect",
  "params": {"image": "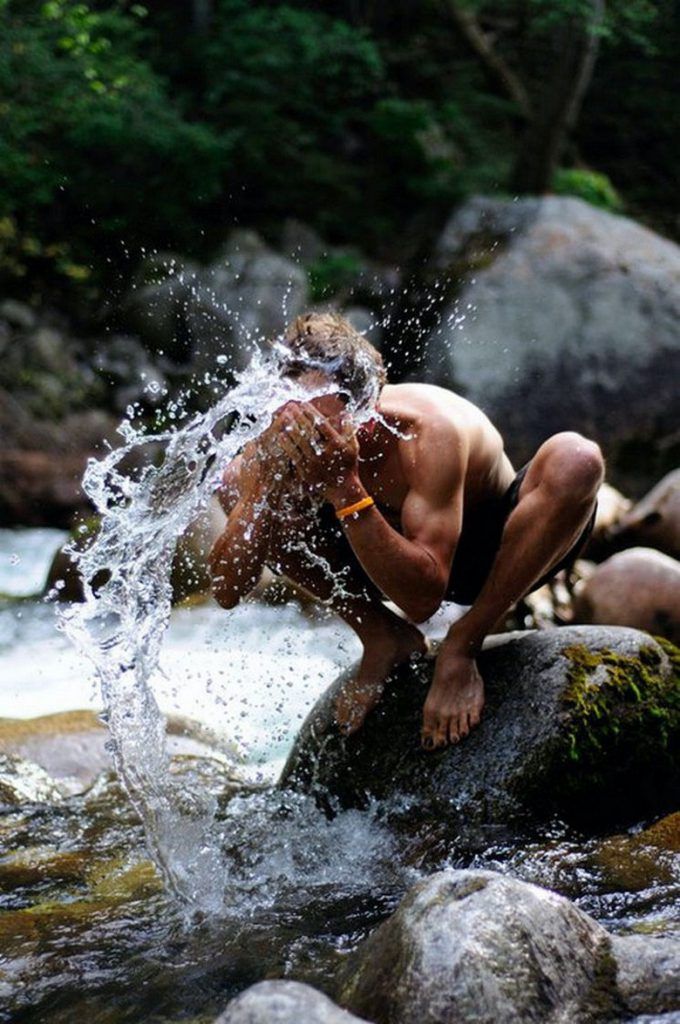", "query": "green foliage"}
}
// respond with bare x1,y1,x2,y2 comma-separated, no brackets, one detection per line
200,3,459,242
307,251,364,303
0,0,677,312
552,168,623,211
0,0,224,298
